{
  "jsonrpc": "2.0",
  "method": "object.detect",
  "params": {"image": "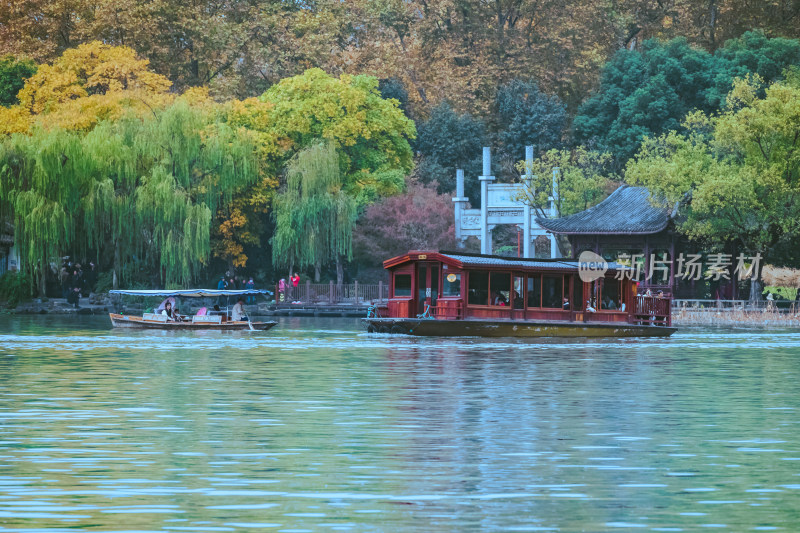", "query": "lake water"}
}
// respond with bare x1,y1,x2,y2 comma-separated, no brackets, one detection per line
0,316,799,532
